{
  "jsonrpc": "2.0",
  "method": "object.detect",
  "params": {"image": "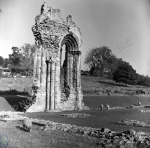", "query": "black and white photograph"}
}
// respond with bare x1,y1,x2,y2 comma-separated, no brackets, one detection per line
0,0,150,147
